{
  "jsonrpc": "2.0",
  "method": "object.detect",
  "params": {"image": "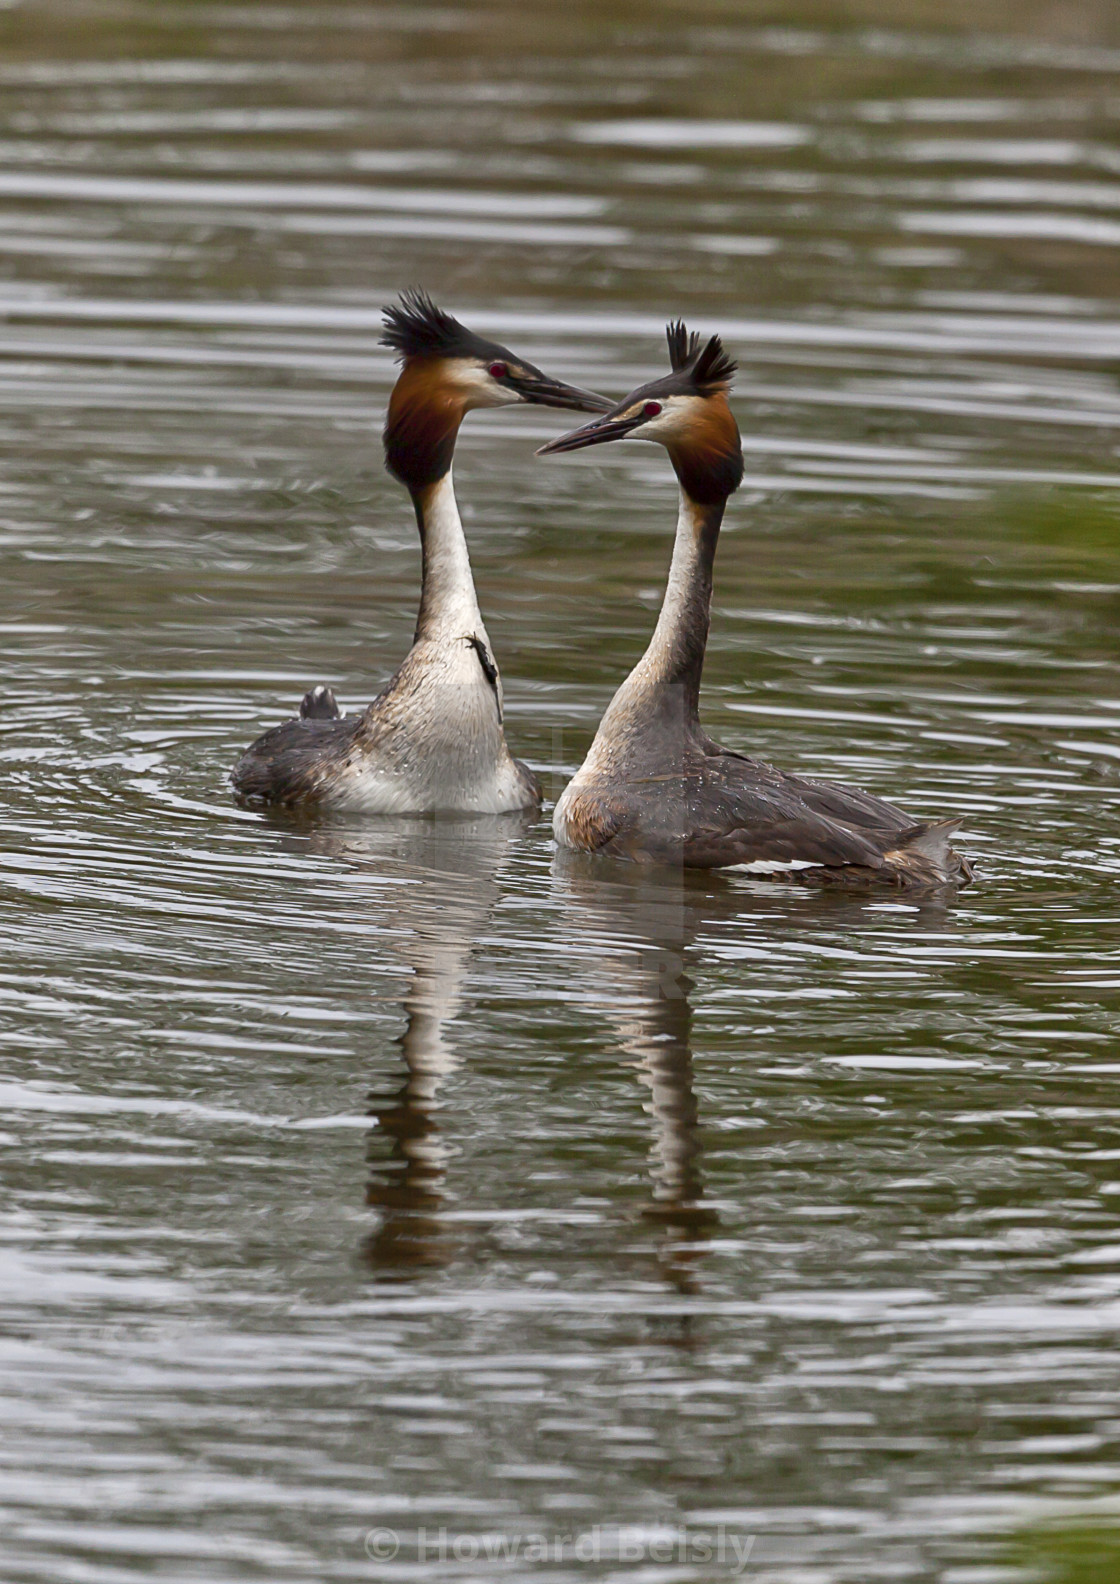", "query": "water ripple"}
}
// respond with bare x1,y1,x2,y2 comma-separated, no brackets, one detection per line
3,5,1120,1583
